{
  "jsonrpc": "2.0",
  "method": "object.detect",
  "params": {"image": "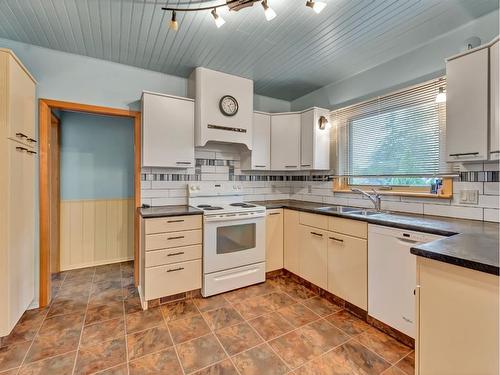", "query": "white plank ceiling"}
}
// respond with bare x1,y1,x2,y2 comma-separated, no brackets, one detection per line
0,0,497,100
